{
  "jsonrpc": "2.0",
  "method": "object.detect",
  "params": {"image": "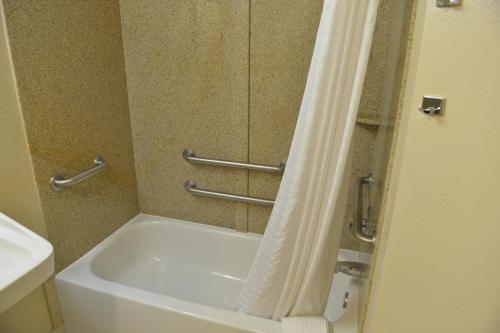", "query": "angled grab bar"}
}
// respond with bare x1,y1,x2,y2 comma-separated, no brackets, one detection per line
50,157,106,192
183,149,286,174
184,180,275,207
